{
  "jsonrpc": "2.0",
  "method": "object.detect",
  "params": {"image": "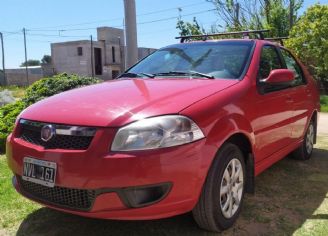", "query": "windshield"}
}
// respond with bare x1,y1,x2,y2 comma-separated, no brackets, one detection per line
127,41,254,79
